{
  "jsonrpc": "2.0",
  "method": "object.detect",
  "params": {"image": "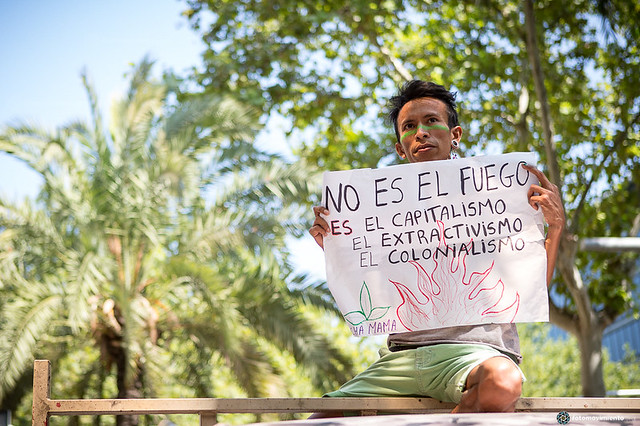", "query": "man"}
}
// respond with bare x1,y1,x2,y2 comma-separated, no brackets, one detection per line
309,80,564,413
